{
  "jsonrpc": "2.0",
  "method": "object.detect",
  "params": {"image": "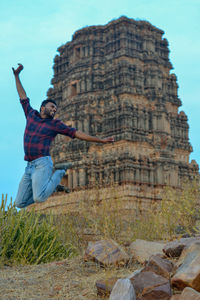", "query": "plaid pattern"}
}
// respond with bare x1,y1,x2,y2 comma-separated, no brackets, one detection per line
20,98,76,161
